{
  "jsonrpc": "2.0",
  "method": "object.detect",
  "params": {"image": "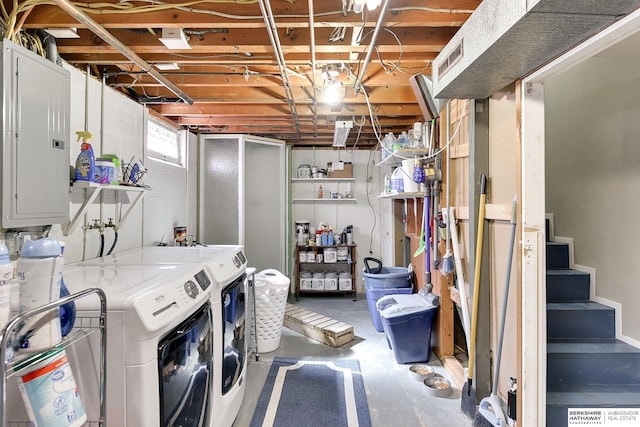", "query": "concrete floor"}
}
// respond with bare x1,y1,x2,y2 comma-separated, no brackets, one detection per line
233,294,473,427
